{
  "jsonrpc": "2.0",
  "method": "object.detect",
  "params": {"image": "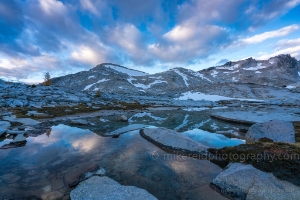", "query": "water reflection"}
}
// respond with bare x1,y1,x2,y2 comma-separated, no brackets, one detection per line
0,124,227,200
182,129,245,149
